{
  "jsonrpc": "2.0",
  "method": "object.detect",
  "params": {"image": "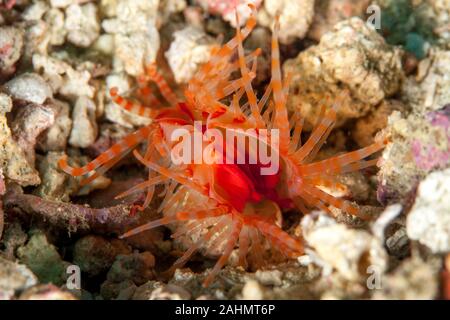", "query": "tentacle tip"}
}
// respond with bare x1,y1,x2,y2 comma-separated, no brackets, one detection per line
57,156,69,171
202,278,212,288
137,74,147,83
274,14,281,25
146,63,157,73
79,179,90,186
345,204,372,221
109,87,118,96
235,9,241,27
160,267,176,281
57,155,66,165
356,213,372,222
